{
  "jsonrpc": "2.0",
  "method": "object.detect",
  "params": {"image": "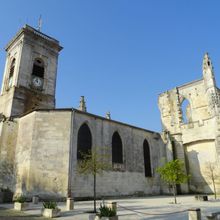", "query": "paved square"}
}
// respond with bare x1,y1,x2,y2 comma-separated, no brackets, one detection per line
1,195,220,219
